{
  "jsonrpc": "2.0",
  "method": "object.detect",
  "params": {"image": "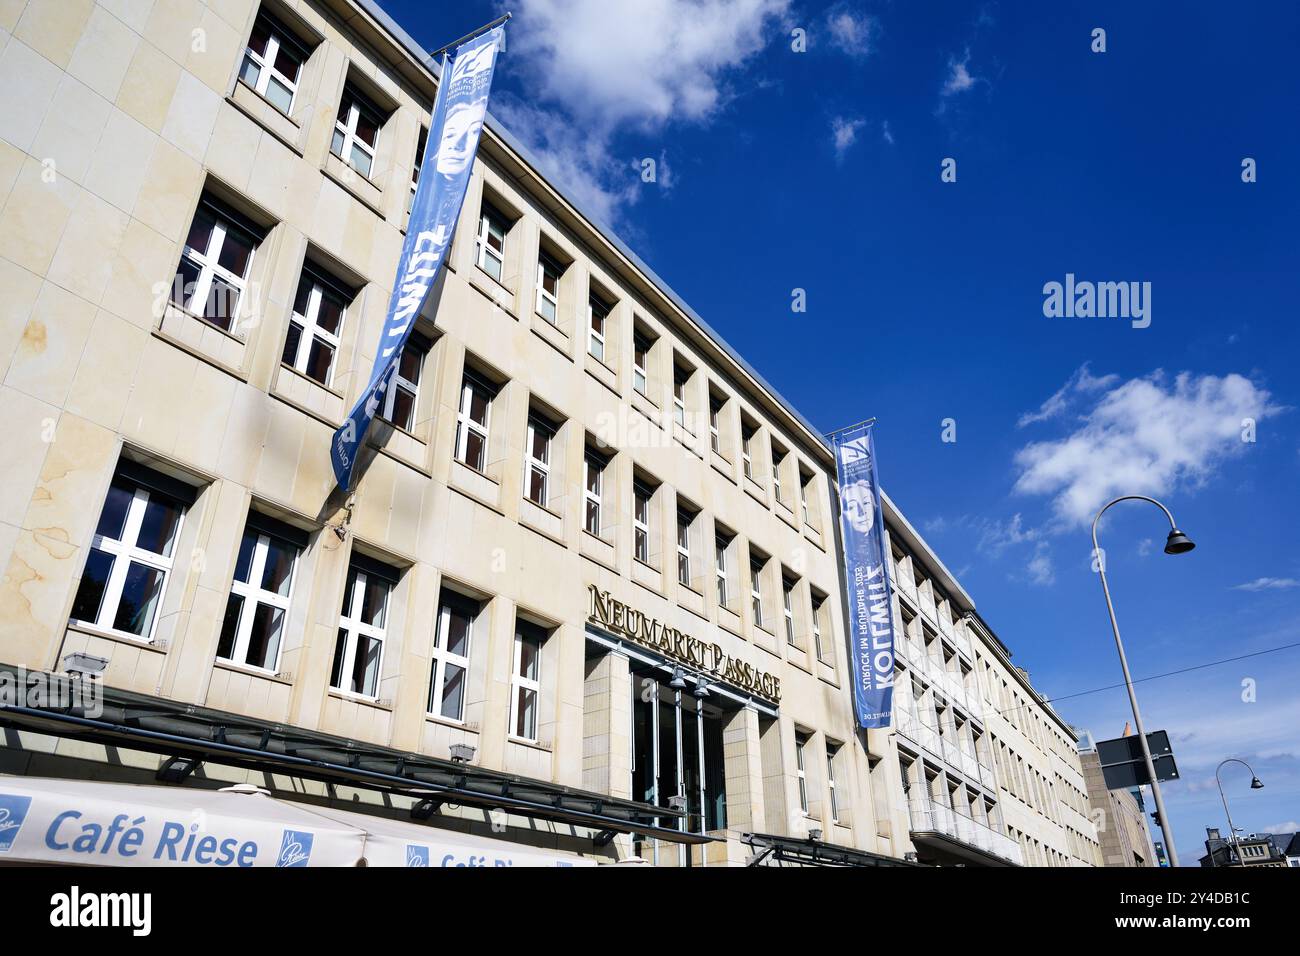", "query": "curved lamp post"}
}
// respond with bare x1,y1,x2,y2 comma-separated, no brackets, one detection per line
1092,495,1195,867
1215,758,1264,867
